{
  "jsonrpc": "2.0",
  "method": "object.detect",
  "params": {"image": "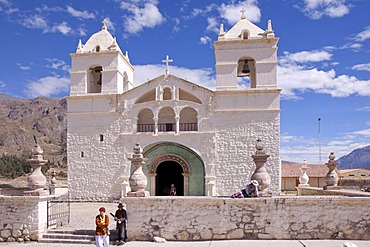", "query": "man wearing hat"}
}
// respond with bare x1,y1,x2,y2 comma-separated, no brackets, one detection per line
114,203,127,244
244,180,259,197
95,207,109,246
